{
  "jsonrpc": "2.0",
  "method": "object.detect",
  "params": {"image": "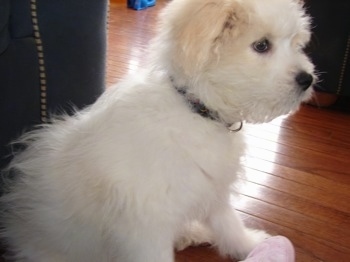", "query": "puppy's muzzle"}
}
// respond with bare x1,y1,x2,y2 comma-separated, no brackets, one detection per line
296,71,313,91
